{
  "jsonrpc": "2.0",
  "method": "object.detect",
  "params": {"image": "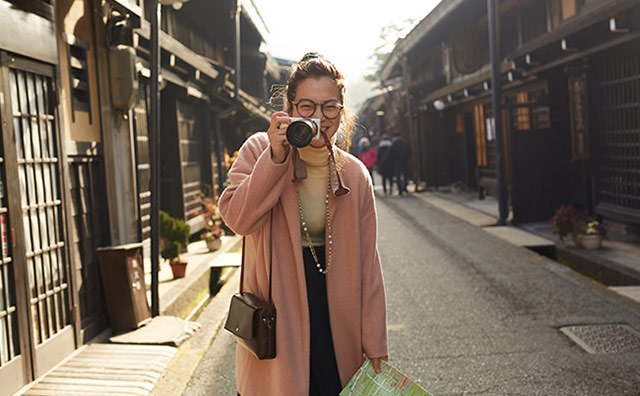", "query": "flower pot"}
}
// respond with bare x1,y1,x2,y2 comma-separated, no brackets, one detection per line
580,234,602,250
206,238,222,252
169,260,188,279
